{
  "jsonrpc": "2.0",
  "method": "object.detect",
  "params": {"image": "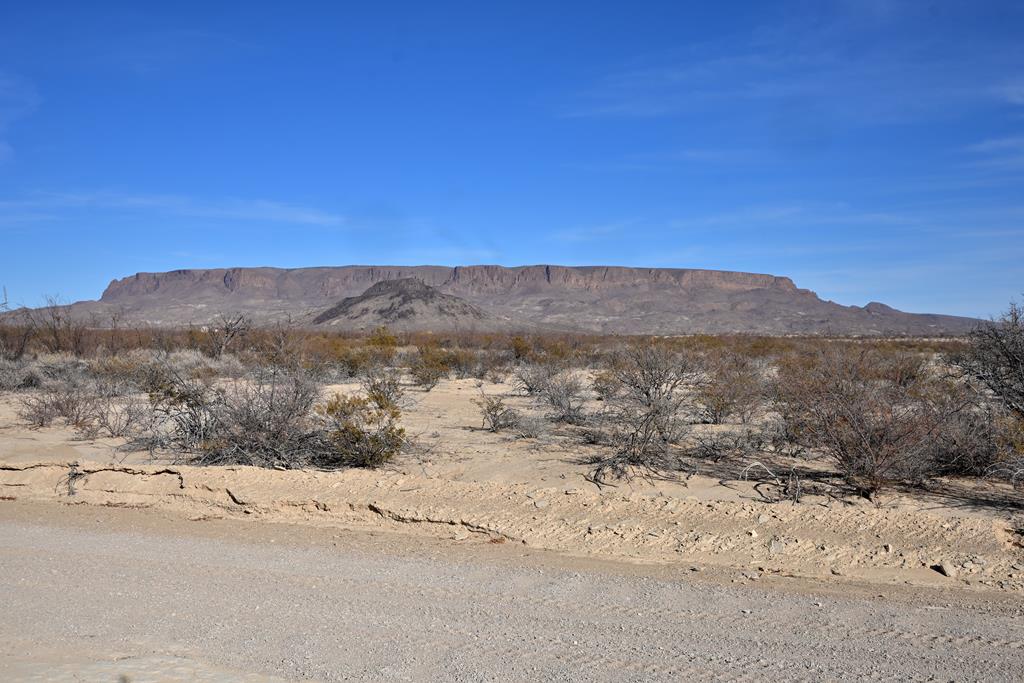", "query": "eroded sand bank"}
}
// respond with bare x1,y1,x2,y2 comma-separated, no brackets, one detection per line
2,380,1023,594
